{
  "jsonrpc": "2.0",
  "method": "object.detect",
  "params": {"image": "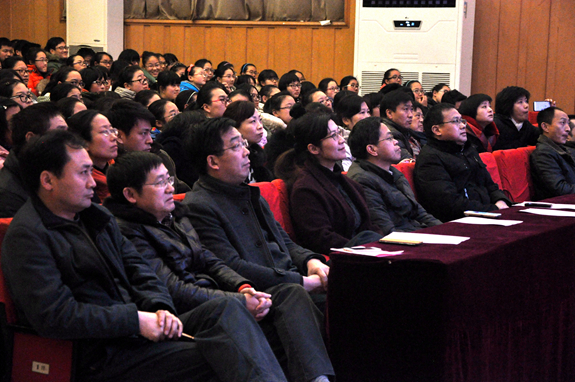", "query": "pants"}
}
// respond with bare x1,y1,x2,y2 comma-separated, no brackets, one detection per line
78,297,288,382
260,283,335,382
